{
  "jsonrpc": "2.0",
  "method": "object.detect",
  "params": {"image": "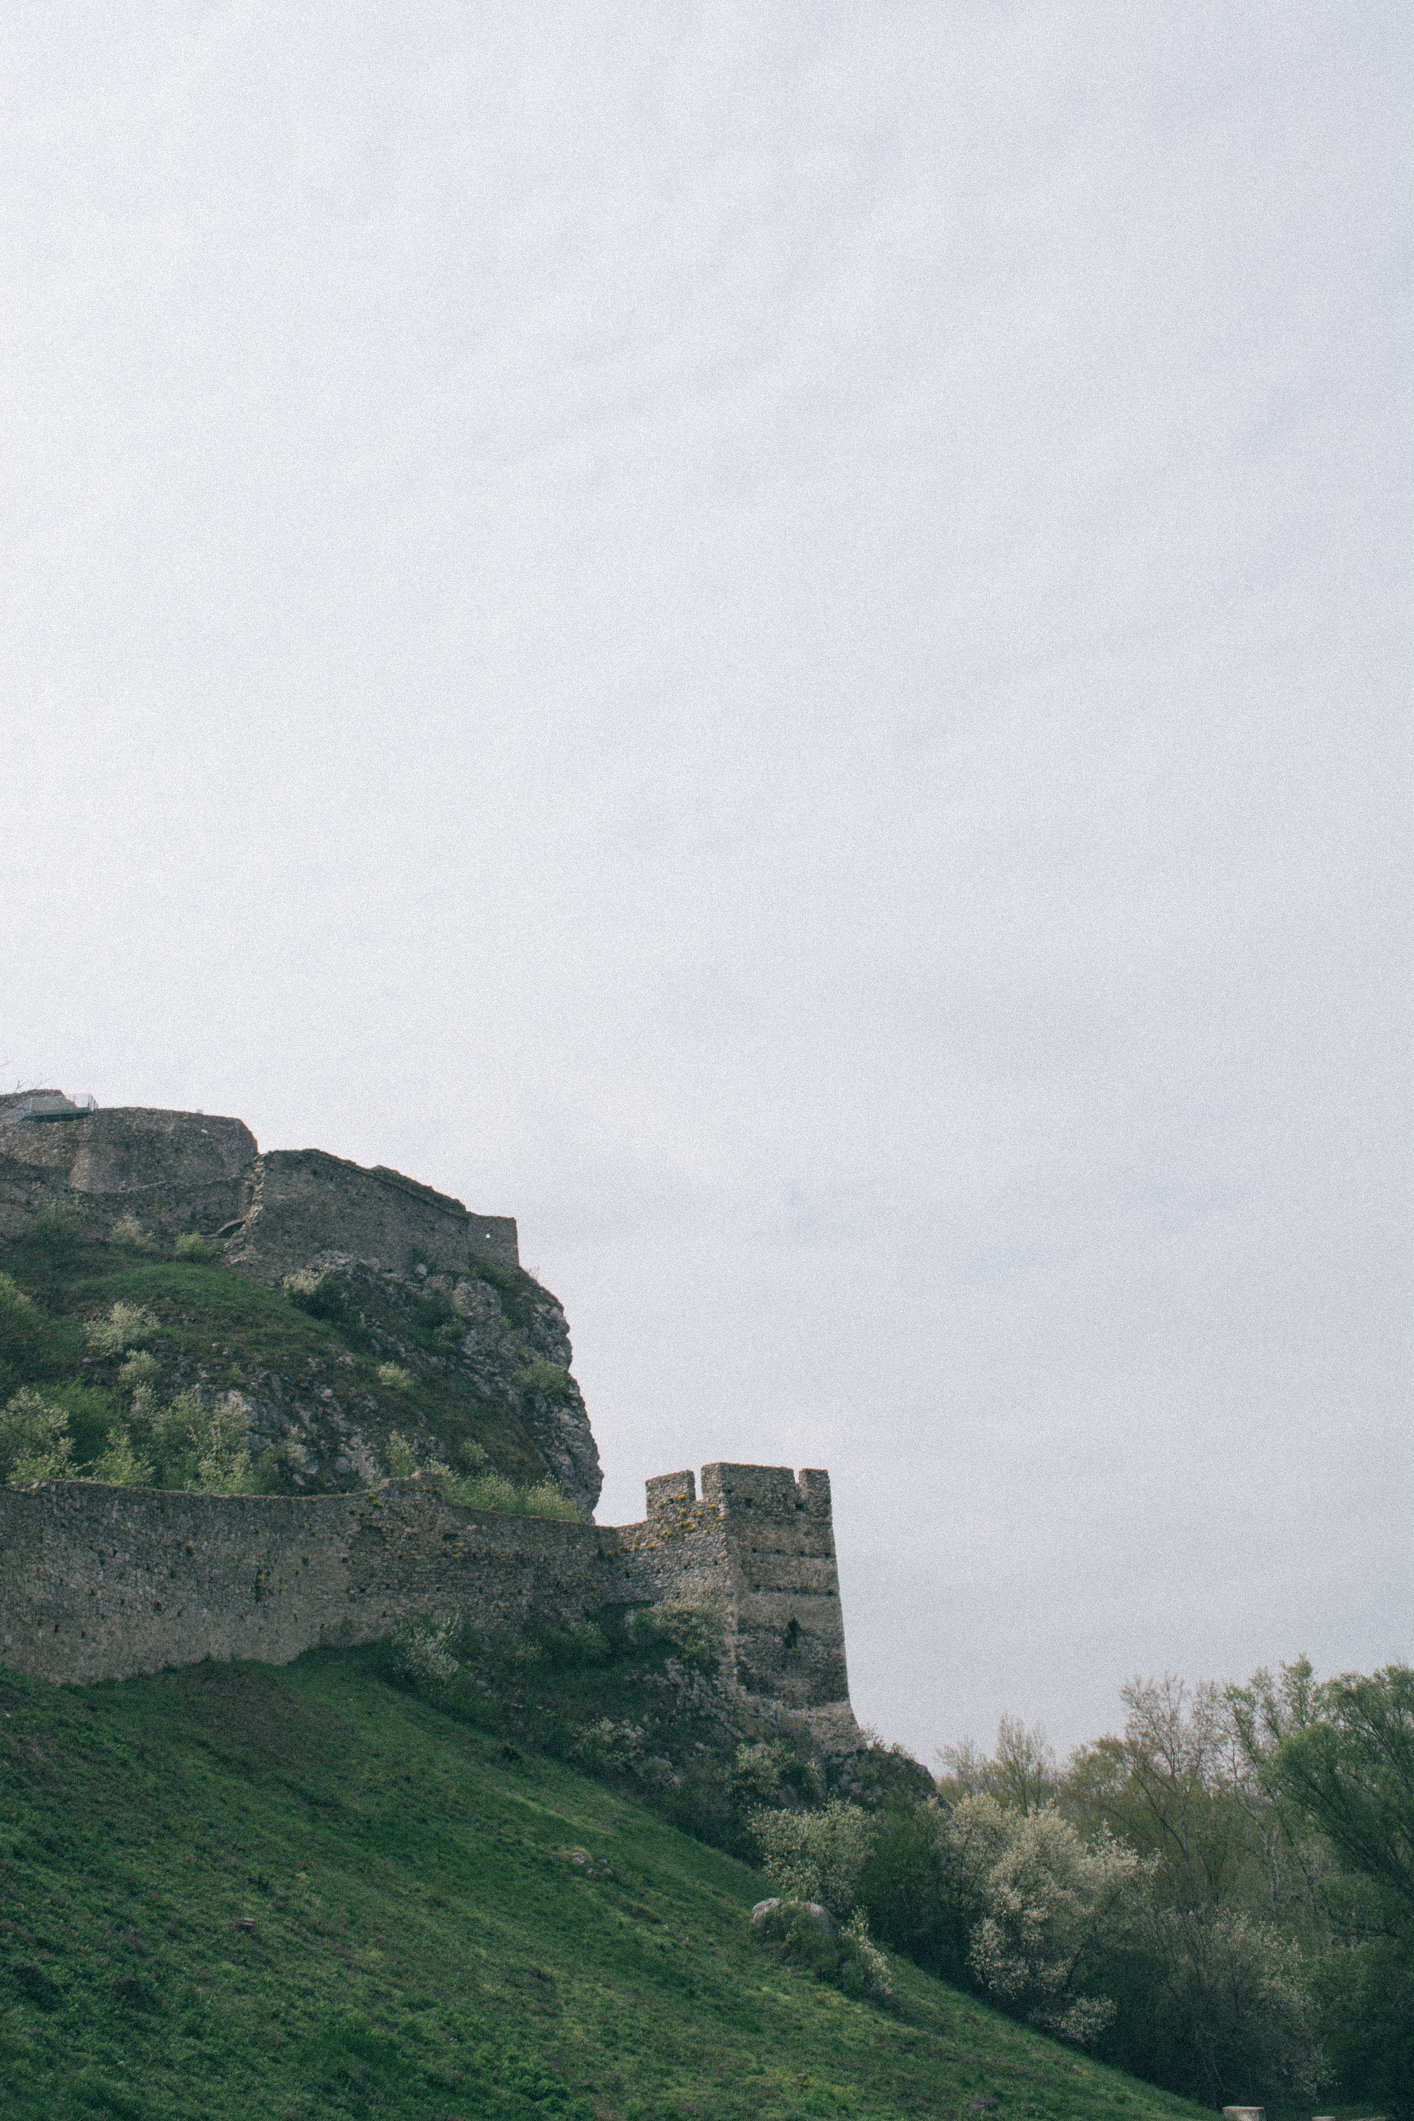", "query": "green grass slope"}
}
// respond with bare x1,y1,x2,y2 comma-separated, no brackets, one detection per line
0,1649,1213,2121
